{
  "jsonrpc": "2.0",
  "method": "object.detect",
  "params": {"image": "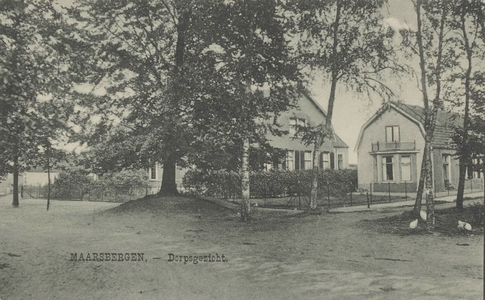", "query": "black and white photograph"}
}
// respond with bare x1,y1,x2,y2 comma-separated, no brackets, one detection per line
0,0,484,299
